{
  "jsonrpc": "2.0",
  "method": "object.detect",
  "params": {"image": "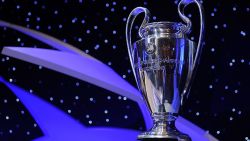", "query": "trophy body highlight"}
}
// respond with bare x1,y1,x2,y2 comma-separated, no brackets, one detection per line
126,0,204,140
